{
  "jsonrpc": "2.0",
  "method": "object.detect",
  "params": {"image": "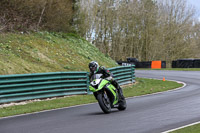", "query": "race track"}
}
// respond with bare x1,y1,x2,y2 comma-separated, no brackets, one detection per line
1,70,200,133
